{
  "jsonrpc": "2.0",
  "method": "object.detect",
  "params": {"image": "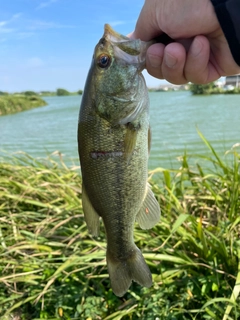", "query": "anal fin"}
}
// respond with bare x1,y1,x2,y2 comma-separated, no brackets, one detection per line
82,183,100,236
136,184,161,229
